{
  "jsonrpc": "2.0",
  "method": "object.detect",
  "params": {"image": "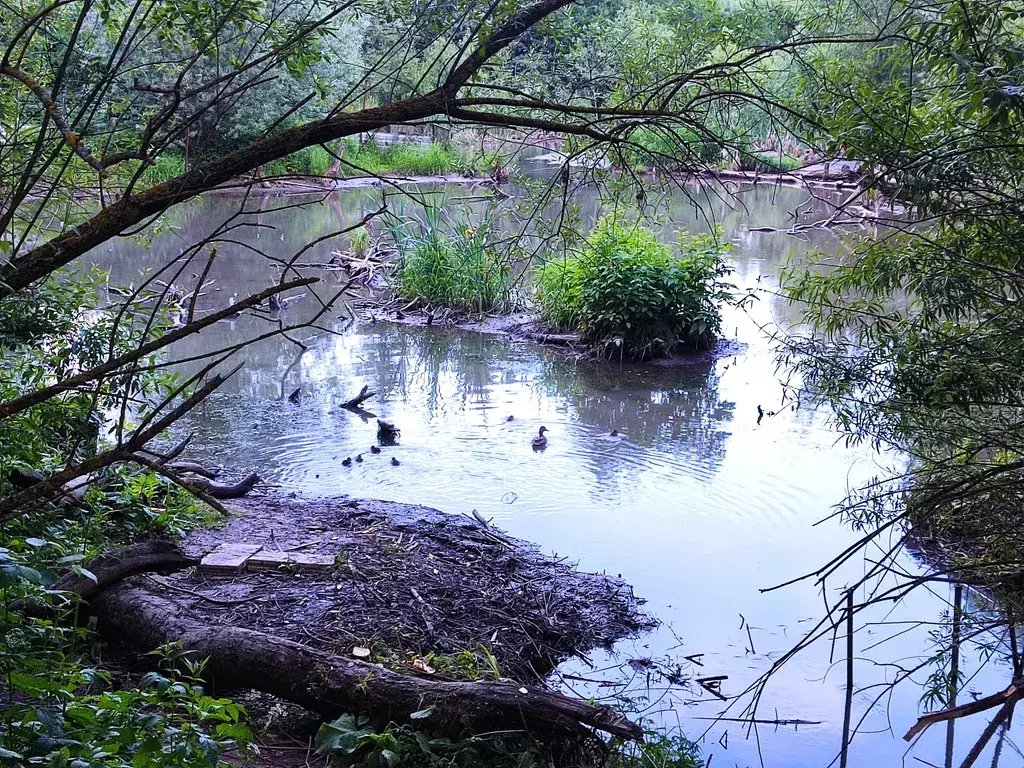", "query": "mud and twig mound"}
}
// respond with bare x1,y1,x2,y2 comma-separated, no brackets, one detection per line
169,495,654,682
